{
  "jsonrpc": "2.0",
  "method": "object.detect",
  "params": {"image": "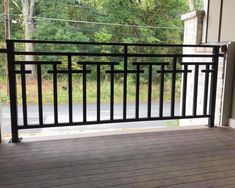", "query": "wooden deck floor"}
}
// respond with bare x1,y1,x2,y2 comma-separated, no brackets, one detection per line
1,127,235,188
